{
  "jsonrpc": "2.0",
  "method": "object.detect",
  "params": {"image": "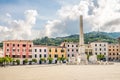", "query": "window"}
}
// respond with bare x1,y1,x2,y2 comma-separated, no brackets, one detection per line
49,54,51,57
68,45,69,47
72,54,74,57
62,54,64,57
29,49,32,52
113,49,114,51
61,49,64,52
55,49,57,52
29,55,32,58
104,53,106,55
7,49,9,51
13,44,15,47
29,45,31,47
68,49,69,52
76,49,78,52
76,45,78,47
44,54,46,58
12,55,16,58
17,55,20,58
109,53,111,55
100,48,102,51
35,54,37,58
22,55,26,58
68,54,70,57
17,49,19,52
13,49,15,52
44,49,46,52
72,49,74,52
100,44,101,46
23,44,26,47
95,48,97,51
117,53,119,55
117,49,119,51
109,49,111,51
104,44,106,46
35,49,37,52
116,57,118,60
39,49,41,52
39,54,42,58
95,53,97,55
95,44,97,46
49,49,51,52
22,49,26,52
104,48,106,51
17,44,19,47
54,54,58,58
113,53,115,55
72,45,74,47
7,44,9,46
